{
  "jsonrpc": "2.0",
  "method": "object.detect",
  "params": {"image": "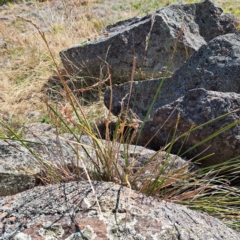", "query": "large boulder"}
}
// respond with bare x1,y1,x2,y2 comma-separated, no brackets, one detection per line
0,131,189,196
1,181,239,239
60,0,237,84
137,88,240,167
104,31,240,120
0,135,88,196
